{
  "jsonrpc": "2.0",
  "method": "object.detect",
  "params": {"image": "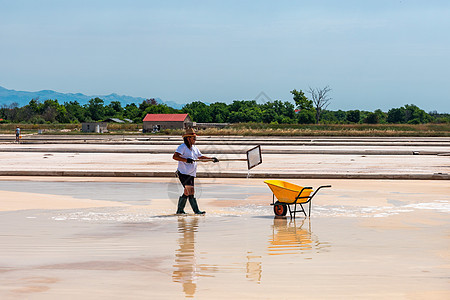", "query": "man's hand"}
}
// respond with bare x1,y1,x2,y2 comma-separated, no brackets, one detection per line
186,158,194,164
212,157,219,163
